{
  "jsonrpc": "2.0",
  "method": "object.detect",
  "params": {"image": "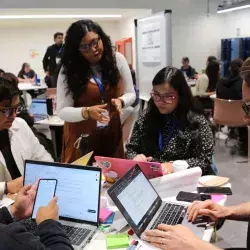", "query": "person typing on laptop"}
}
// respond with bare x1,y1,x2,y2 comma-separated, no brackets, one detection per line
0,77,53,199
142,58,250,250
126,67,214,176
0,184,74,250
